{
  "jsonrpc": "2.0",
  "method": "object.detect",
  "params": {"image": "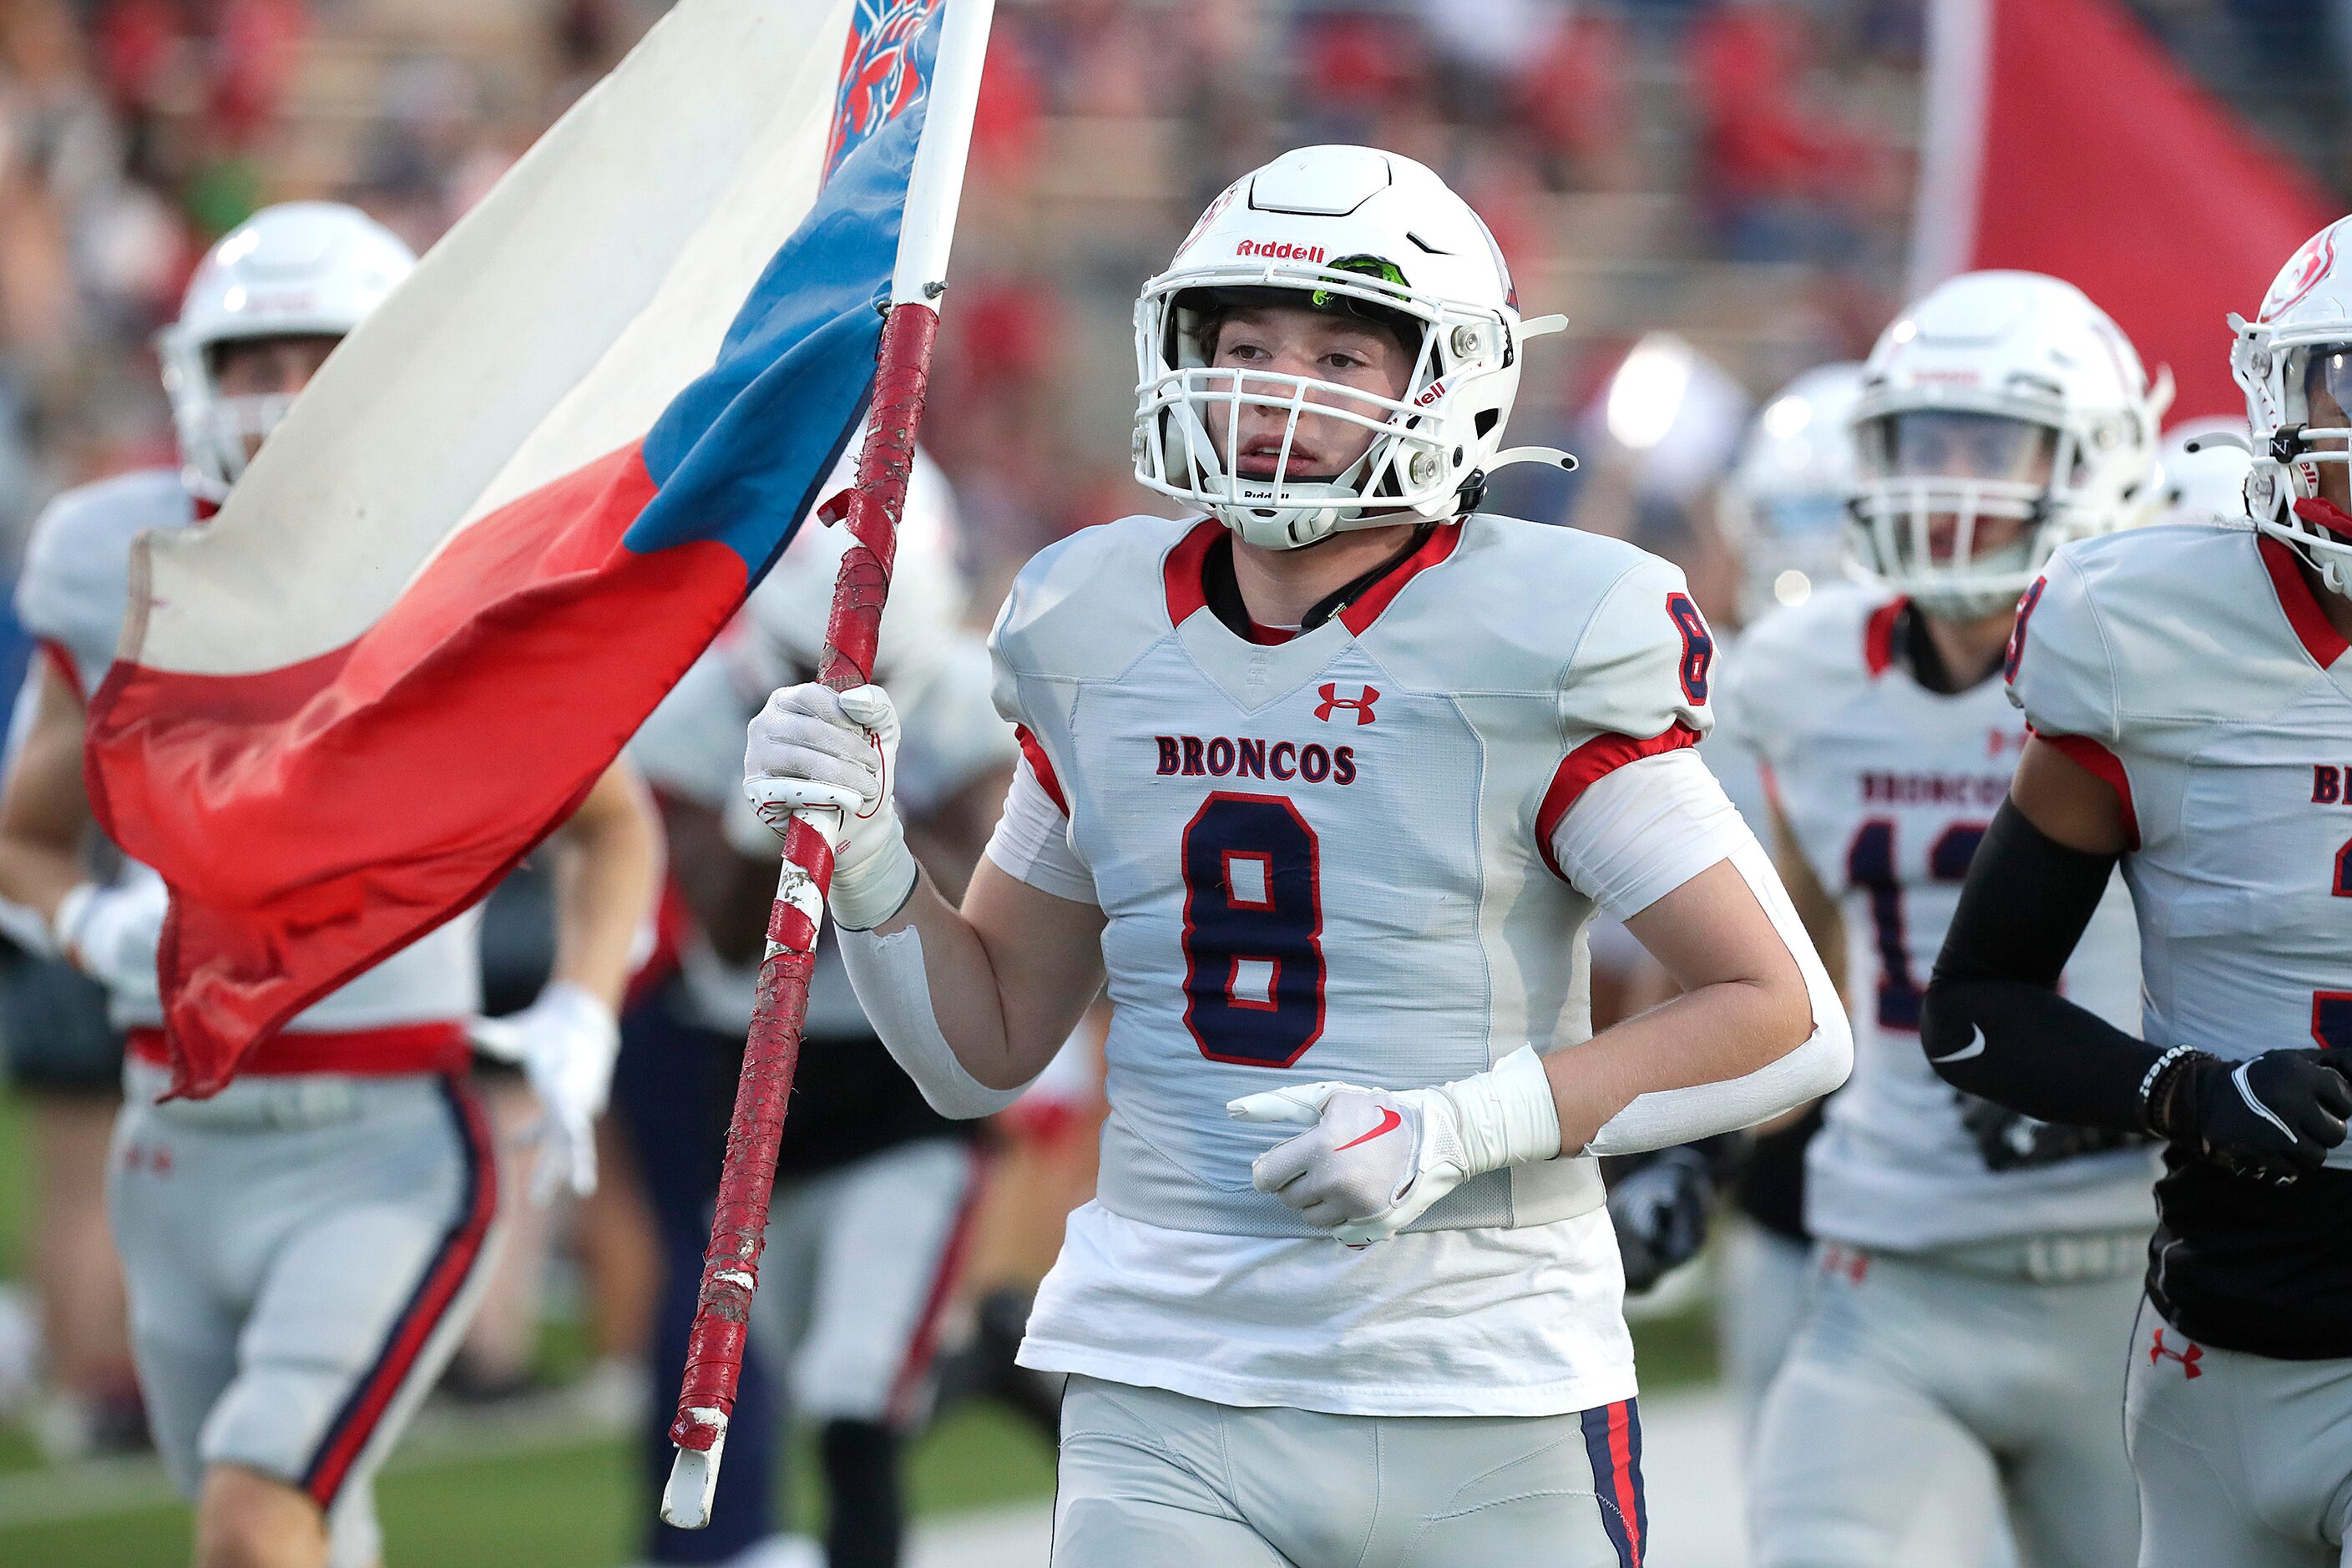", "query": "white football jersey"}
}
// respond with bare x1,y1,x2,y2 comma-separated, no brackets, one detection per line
2012,519,2352,1170
1718,583,2153,1250
991,511,1743,1417
14,468,479,1032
